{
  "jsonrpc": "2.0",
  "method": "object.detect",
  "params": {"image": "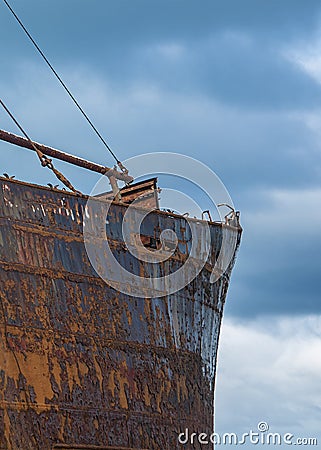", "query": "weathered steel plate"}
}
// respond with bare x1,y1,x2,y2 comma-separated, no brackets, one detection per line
0,177,241,450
